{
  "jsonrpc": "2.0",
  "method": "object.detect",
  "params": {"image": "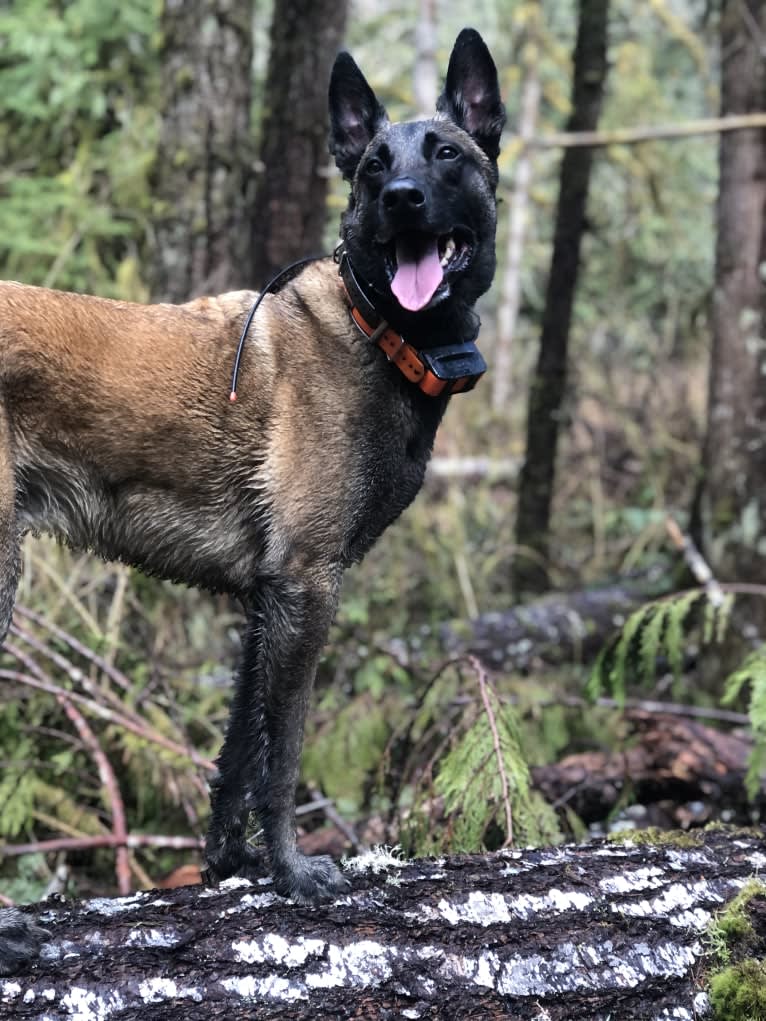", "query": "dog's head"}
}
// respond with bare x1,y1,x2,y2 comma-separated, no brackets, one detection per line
329,29,505,329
